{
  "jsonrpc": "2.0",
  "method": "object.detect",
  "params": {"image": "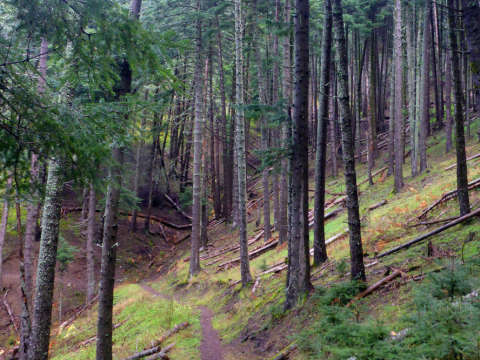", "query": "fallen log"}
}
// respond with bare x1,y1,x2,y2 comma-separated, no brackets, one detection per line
409,215,460,228
352,270,401,301
174,233,191,244
164,194,192,221
357,166,387,186
257,264,288,277
368,200,387,211
251,278,260,295
123,342,175,360
379,207,480,258
418,177,480,219
445,152,480,170
74,321,125,349
308,207,343,227
269,342,298,360
2,291,18,334
218,240,279,268
144,322,189,351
